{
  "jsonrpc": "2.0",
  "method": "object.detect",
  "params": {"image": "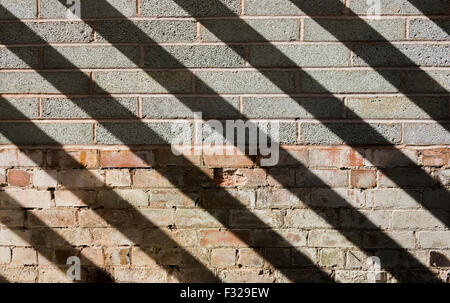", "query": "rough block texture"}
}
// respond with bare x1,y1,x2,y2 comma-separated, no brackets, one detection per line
0,0,448,283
